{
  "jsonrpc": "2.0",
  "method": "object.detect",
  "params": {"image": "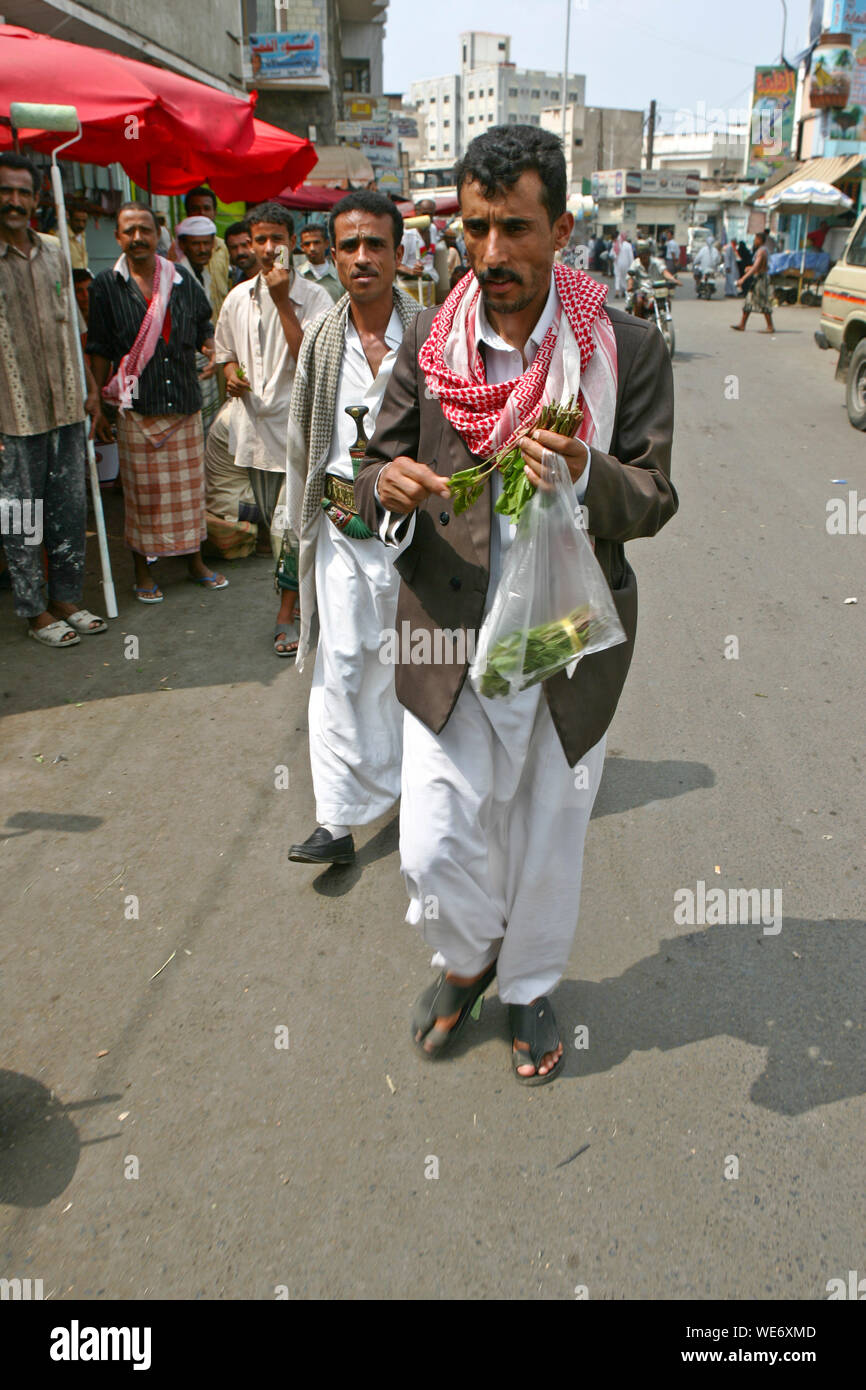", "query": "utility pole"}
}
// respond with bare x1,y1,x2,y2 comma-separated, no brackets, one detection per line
646,98,656,169
561,0,571,148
